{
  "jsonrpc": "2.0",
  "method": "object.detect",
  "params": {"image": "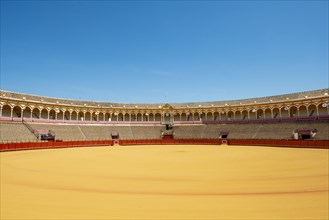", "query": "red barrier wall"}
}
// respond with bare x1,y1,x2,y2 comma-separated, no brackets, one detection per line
0,139,328,152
